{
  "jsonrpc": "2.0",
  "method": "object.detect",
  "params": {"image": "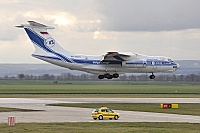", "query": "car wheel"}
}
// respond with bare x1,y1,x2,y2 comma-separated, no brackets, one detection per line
98,115,103,120
93,118,97,120
114,115,118,120
109,118,112,120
